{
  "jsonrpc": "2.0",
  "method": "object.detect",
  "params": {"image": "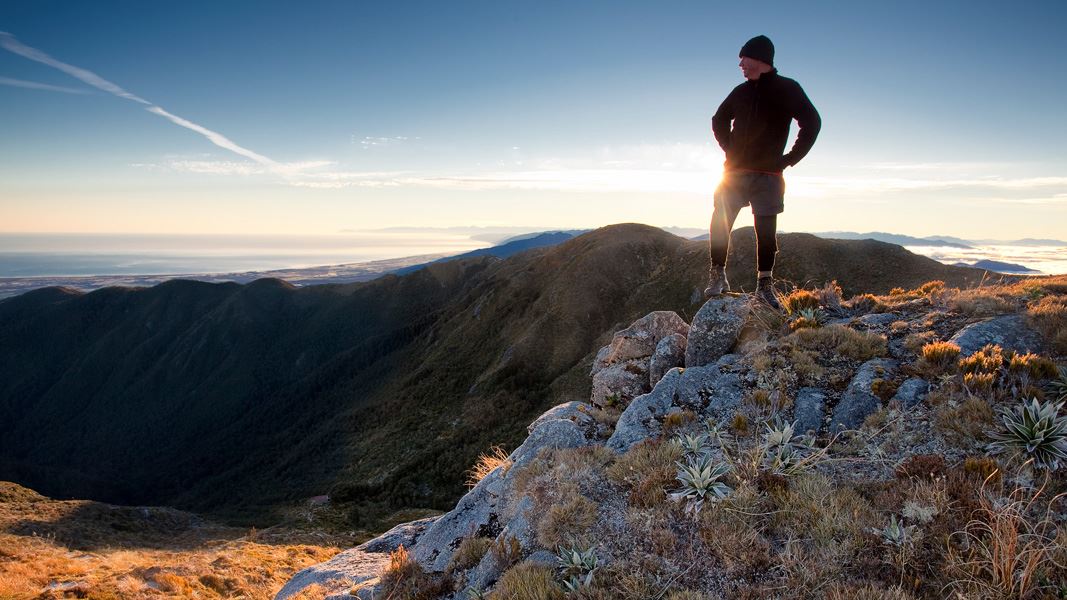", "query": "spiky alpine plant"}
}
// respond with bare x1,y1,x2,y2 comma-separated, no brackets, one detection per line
669,453,732,514
1049,366,1067,403
988,397,1067,471
556,544,598,592
761,419,827,476
674,432,712,458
